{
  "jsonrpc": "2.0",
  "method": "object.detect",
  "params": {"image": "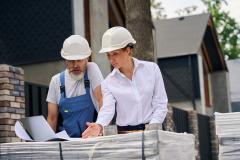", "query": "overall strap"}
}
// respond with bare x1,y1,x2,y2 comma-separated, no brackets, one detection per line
84,70,90,89
60,71,66,98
